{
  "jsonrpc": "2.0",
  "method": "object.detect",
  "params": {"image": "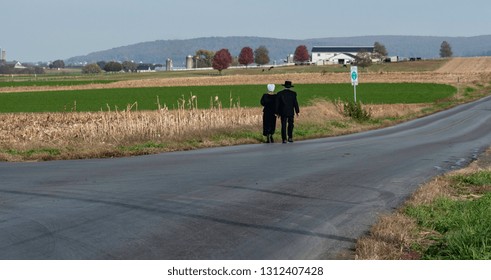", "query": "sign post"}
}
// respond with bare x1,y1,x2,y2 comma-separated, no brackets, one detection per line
350,66,358,102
